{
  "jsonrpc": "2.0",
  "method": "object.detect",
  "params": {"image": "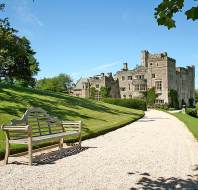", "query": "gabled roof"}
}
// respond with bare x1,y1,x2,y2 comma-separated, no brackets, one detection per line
74,77,89,90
